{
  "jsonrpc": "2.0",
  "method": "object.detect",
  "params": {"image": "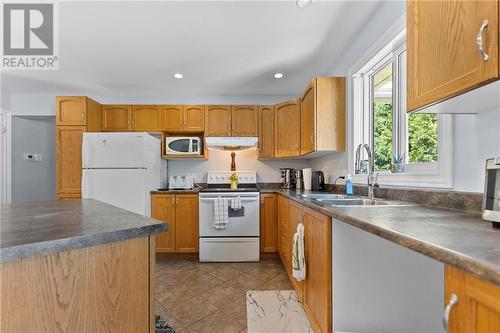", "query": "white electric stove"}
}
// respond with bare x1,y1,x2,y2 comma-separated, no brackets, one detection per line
199,171,260,262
